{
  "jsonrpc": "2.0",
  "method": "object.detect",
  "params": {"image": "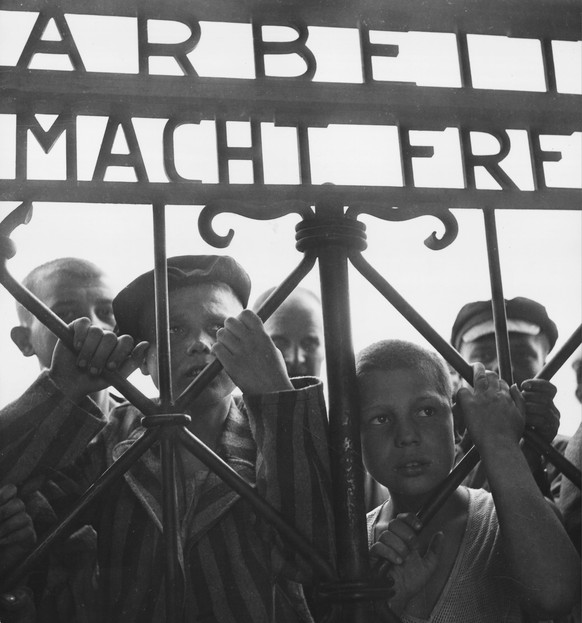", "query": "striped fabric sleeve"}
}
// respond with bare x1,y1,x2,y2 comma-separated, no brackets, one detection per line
0,371,106,488
243,377,336,582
